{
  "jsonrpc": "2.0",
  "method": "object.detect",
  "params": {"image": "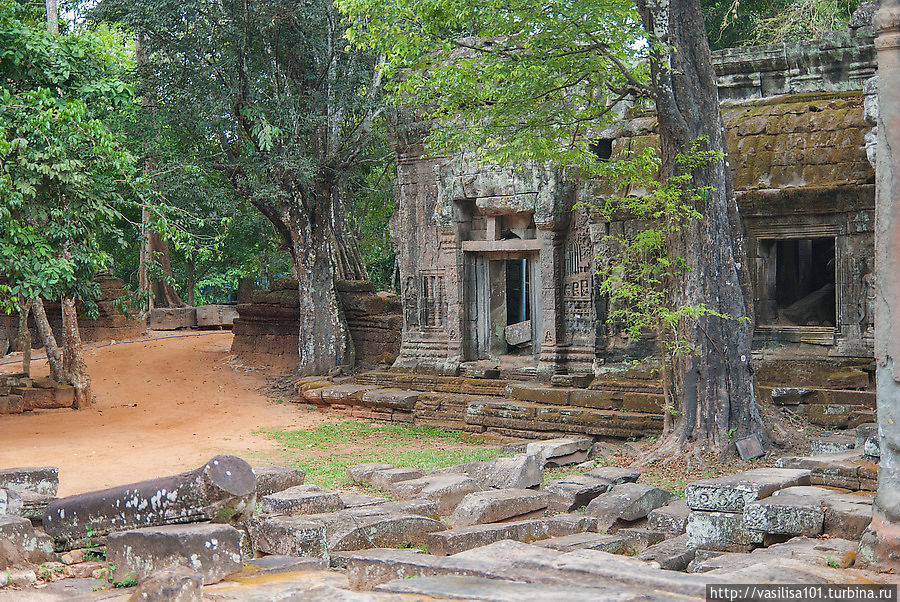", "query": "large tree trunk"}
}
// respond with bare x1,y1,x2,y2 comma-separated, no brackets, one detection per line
45,0,58,34
635,0,763,457
292,177,356,376
61,297,92,408
148,230,186,308
15,297,32,377
31,298,64,383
